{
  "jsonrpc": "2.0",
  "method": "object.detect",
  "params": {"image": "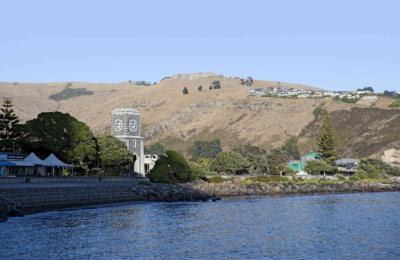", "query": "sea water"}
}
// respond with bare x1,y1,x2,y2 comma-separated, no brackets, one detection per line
1,192,399,259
